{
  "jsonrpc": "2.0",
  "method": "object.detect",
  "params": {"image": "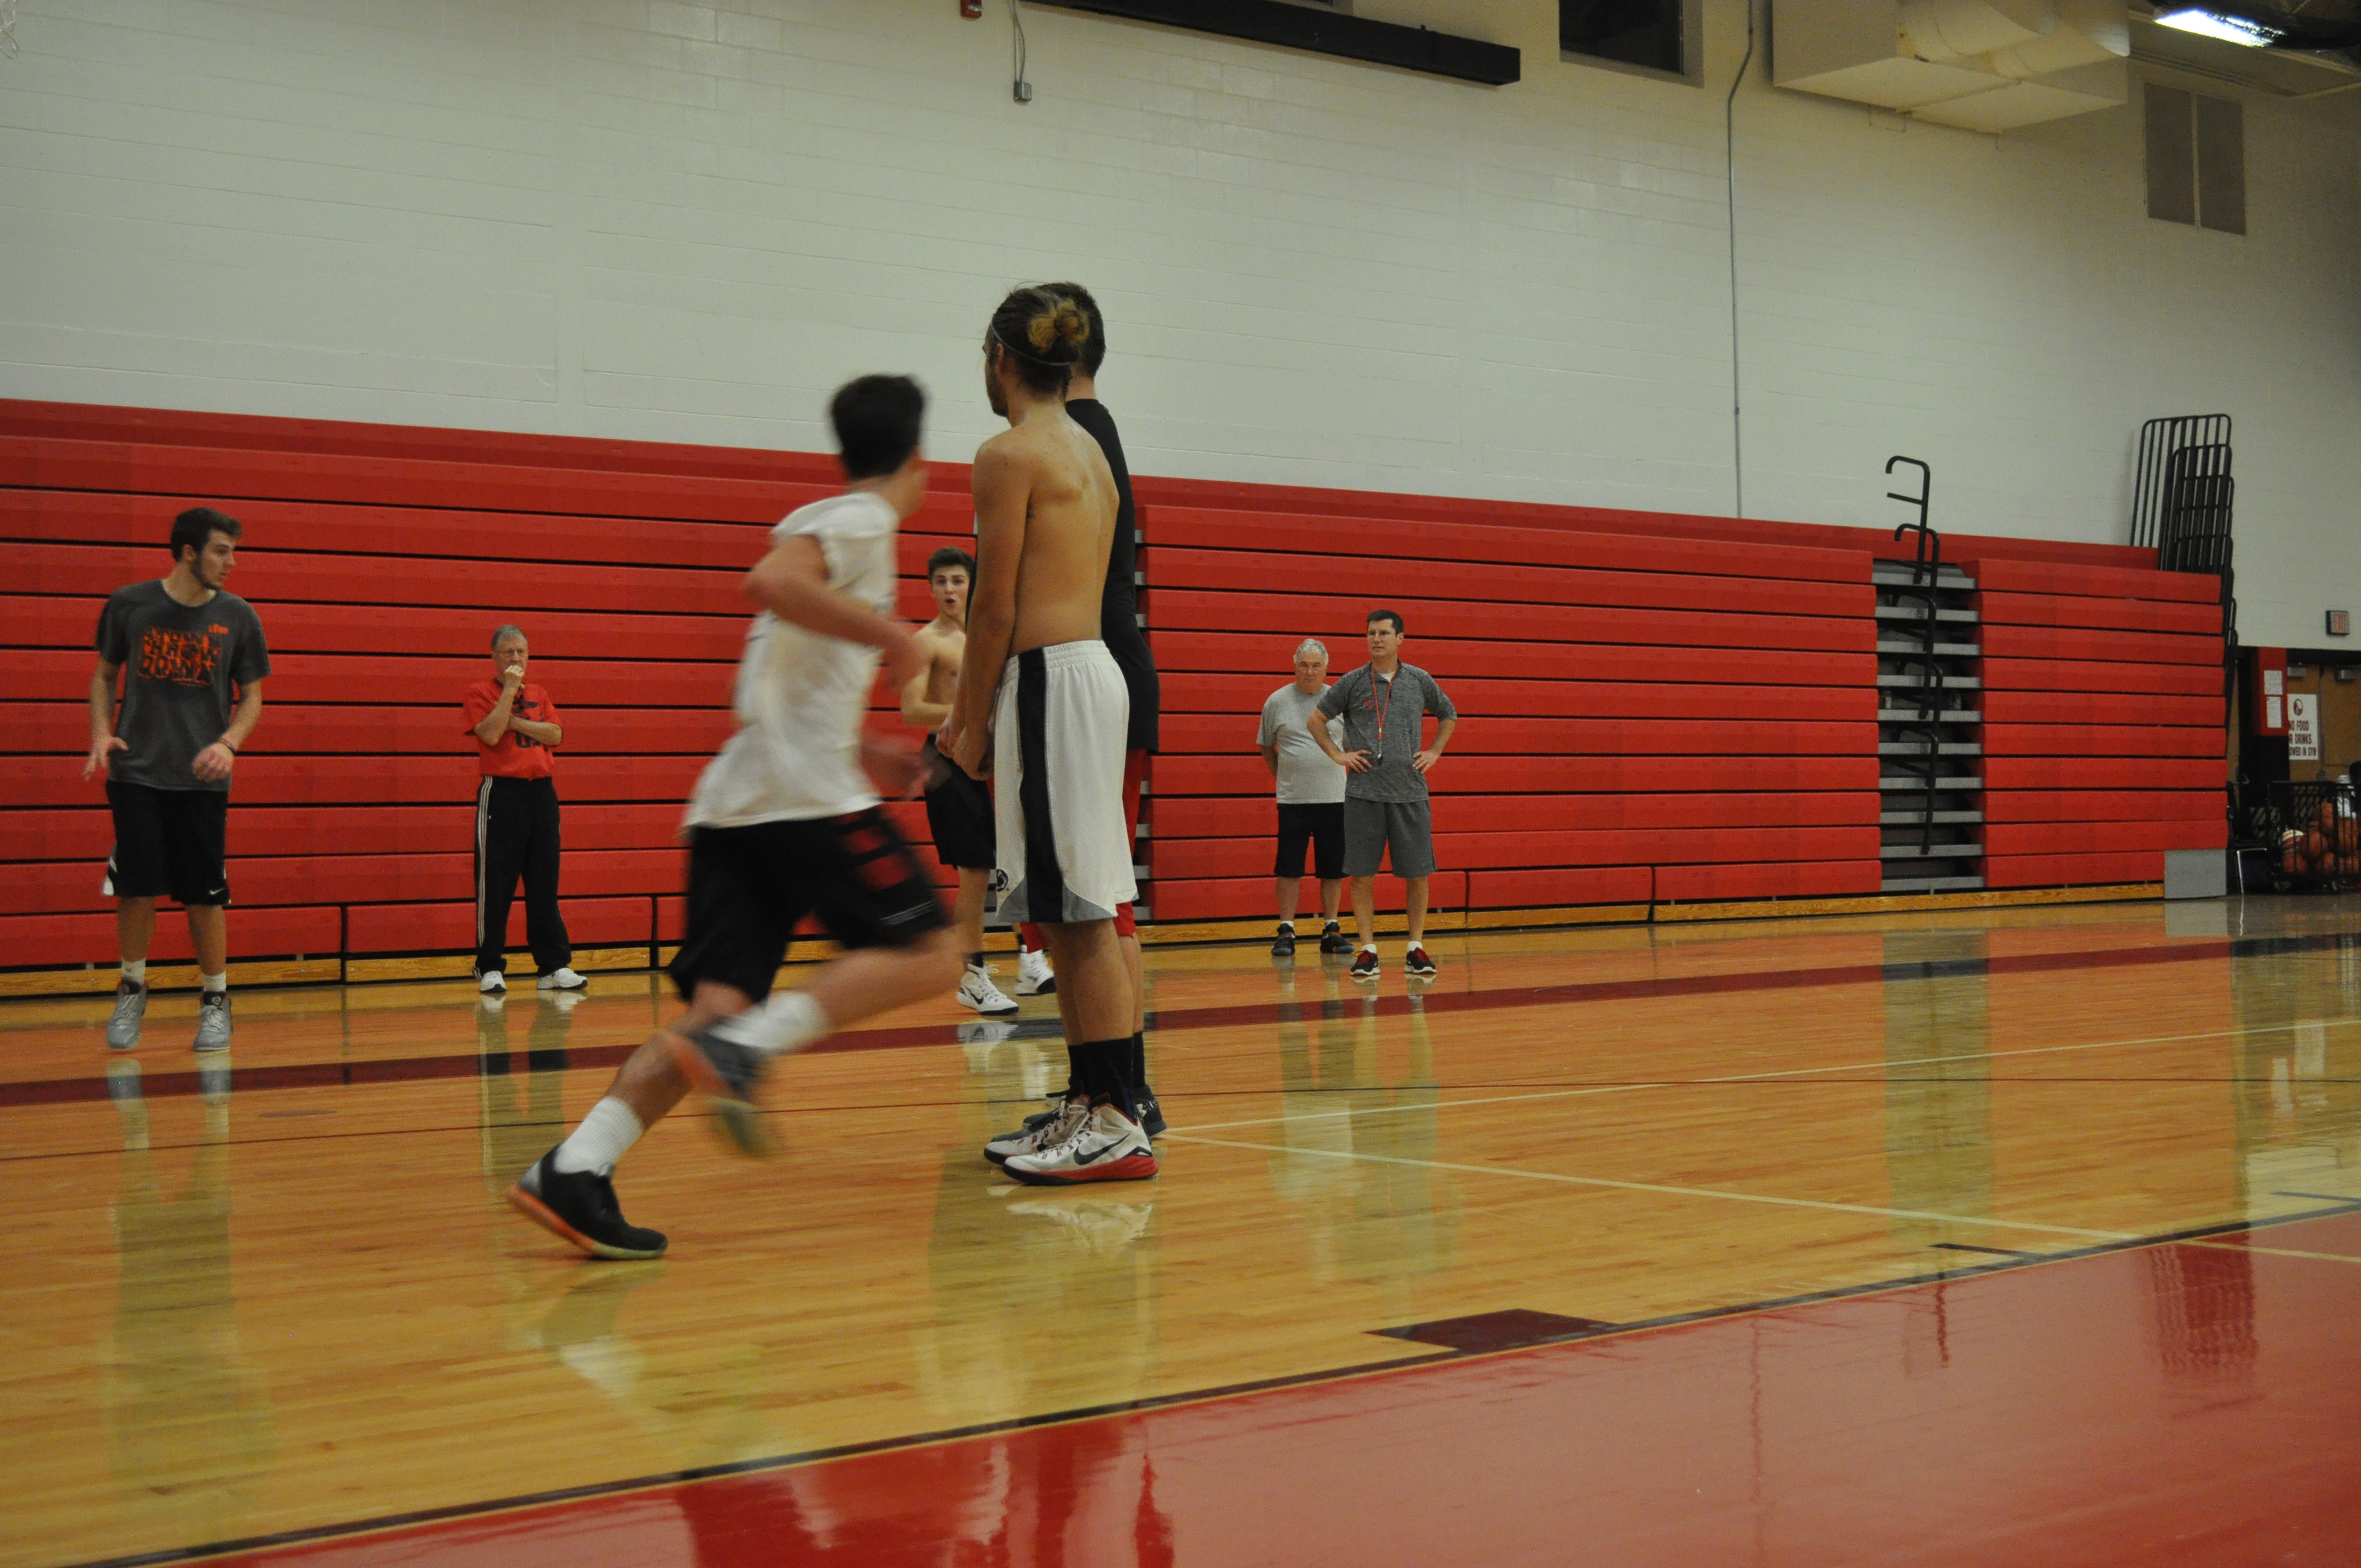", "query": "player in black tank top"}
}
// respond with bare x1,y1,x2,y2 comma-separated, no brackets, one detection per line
1064,397,1159,755
1042,282,1162,1137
